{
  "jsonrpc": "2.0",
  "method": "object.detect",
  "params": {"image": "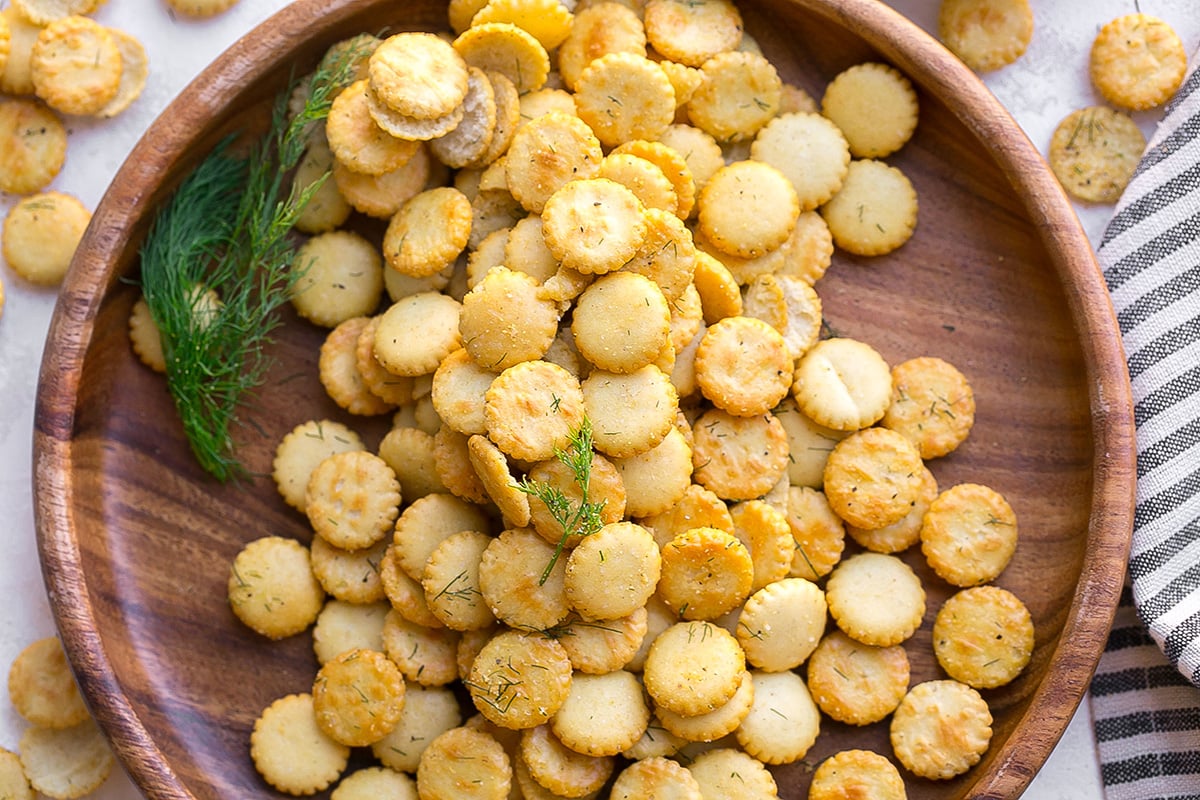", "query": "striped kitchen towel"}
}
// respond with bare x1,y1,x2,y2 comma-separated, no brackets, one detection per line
1090,49,1200,799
